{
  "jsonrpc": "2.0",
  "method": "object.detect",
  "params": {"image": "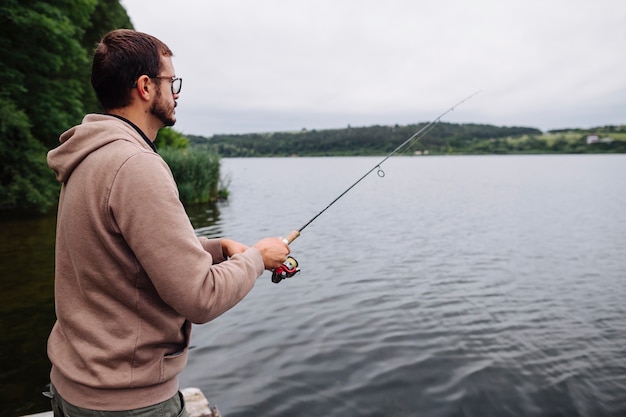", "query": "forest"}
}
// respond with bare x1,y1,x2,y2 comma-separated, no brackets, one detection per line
1,0,134,212
190,123,626,157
